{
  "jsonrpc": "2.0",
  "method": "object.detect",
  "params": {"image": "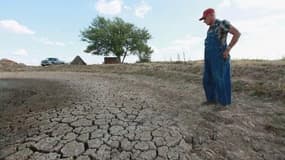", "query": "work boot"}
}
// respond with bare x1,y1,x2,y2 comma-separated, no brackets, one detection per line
201,101,217,106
